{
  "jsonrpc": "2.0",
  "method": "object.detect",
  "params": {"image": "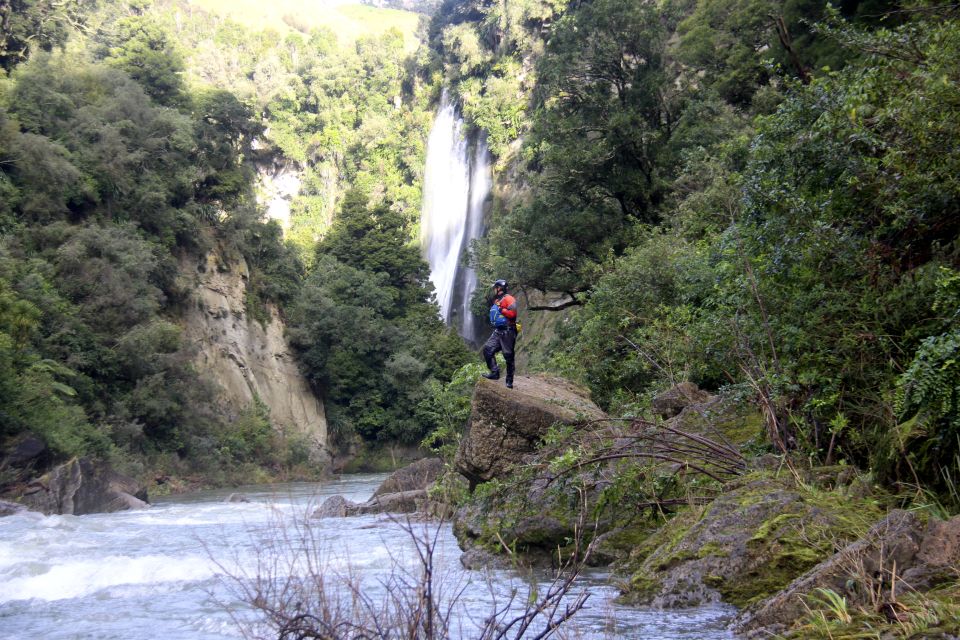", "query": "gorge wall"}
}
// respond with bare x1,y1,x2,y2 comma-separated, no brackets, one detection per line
180,249,329,463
